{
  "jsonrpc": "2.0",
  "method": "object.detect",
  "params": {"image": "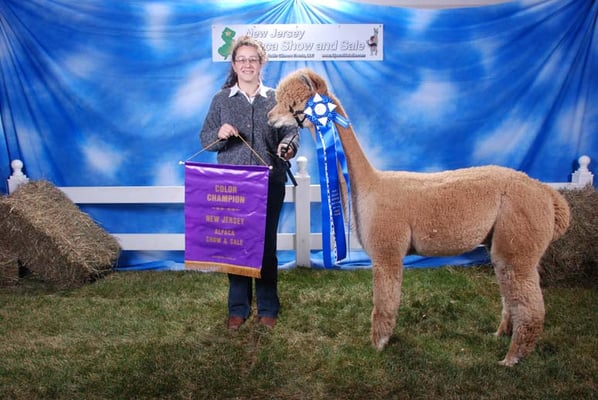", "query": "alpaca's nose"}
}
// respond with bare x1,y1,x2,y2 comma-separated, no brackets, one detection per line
267,110,276,125
267,108,282,126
